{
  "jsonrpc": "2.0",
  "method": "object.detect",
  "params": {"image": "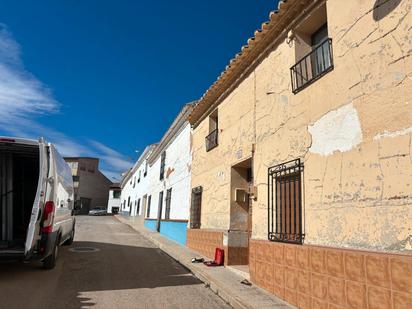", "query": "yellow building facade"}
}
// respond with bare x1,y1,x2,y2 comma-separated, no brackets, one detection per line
188,0,412,307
